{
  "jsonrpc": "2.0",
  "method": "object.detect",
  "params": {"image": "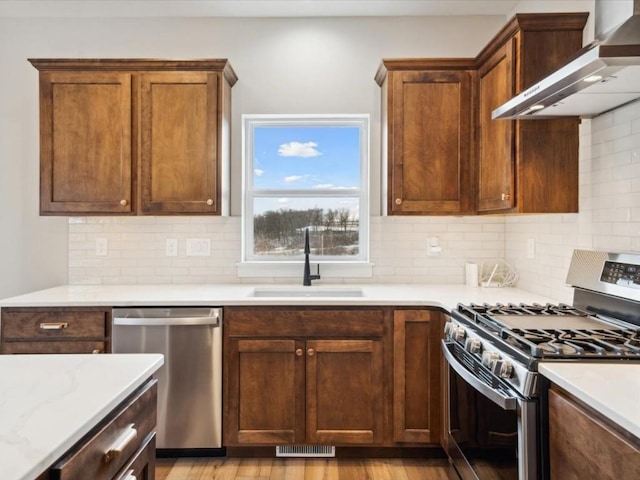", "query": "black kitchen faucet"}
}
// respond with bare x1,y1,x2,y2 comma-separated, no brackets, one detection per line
303,227,321,286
